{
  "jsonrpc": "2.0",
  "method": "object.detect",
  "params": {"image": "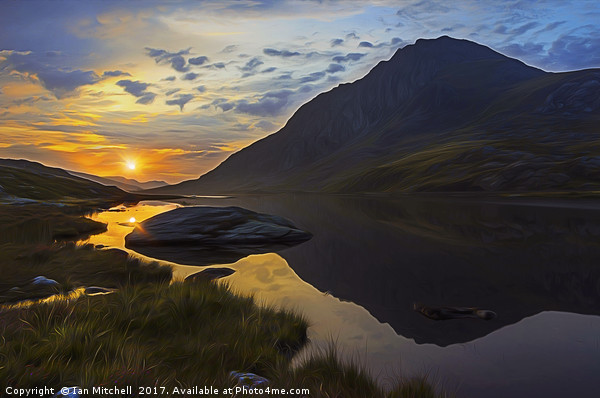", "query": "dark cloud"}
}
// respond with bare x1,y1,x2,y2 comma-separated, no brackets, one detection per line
202,98,233,112
511,21,539,36
493,24,508,34
239,57,264,77
166,88,181,96
188,56,209,66
196,85,206,93
261,67,277,73
210,62,226,69
145,47,190,72
325,63,345,74
546,33,600,70
330,38,344,47
345,33,359,40
358,41,374,48
332,52,366,63
277,73,293,80
182,72,200,81
299,71,326,83
236,89,294,116
116,79,156,104
0,50,101,98
136,93,157,105
536,21,566,34
263,48,301,57
166,93,194,111
162,76,176,81
102,70,130,77
500,42,545,58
